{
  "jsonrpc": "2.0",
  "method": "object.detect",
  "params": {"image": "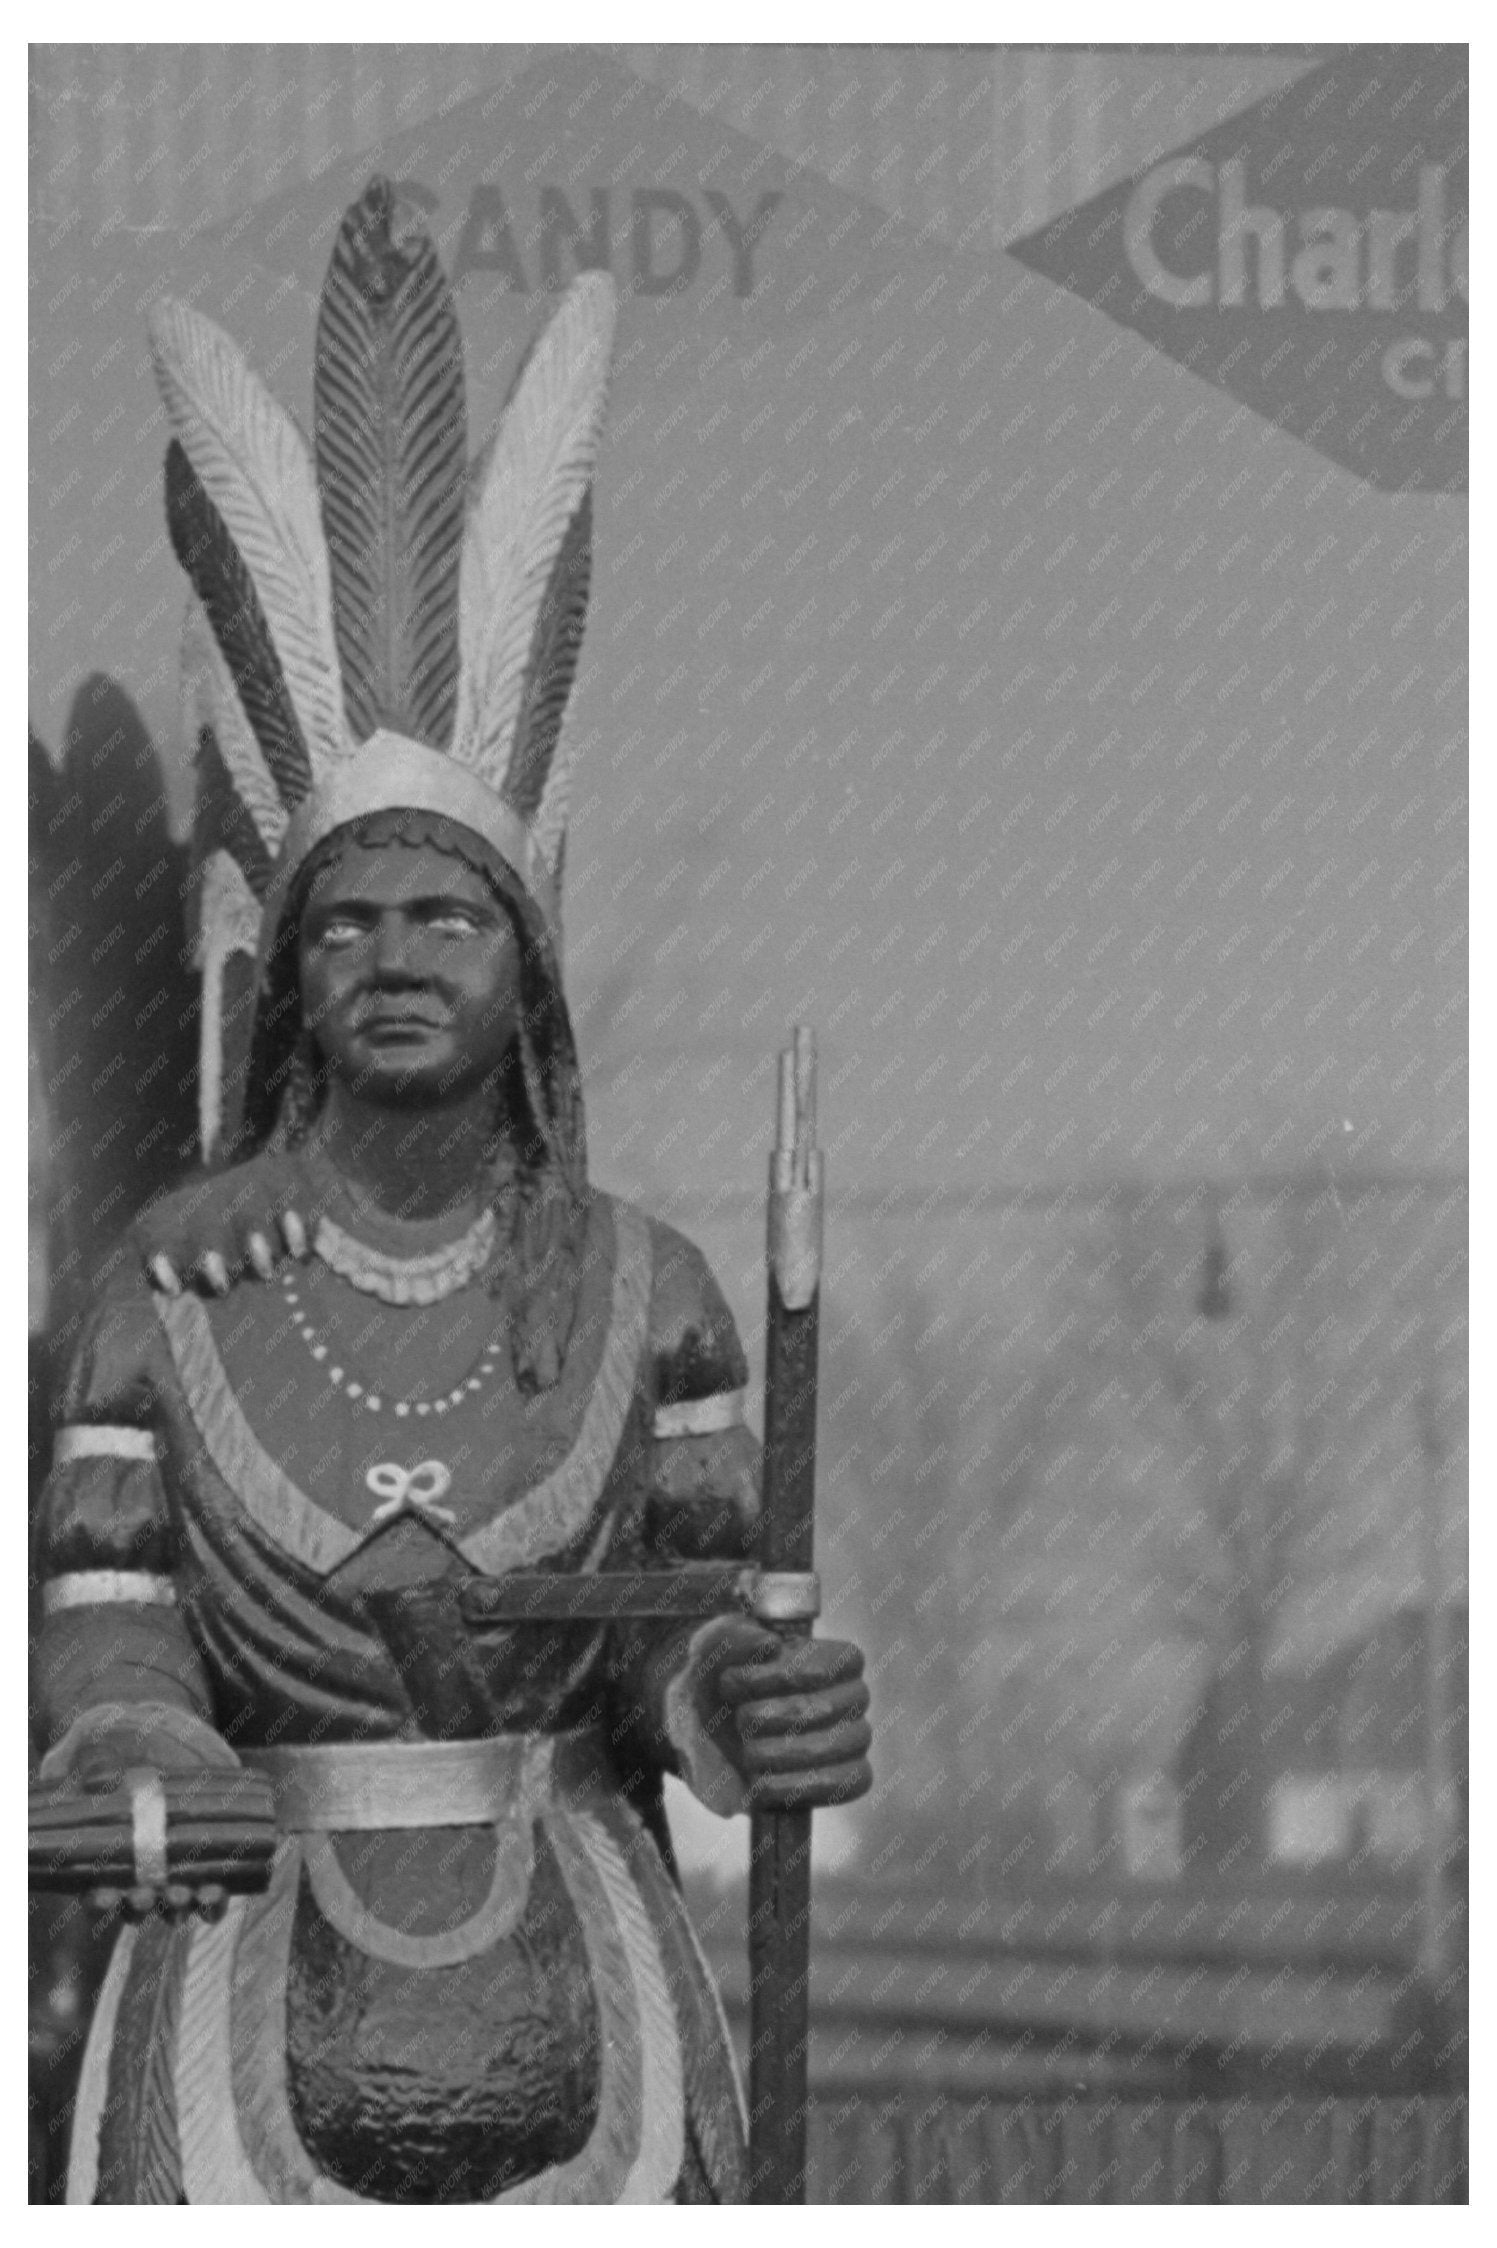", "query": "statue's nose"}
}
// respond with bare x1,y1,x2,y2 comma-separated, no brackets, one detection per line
372,914,420,978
